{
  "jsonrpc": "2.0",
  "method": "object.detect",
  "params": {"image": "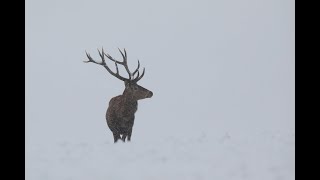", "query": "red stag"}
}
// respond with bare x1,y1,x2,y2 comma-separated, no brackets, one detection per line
84,48,153,143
